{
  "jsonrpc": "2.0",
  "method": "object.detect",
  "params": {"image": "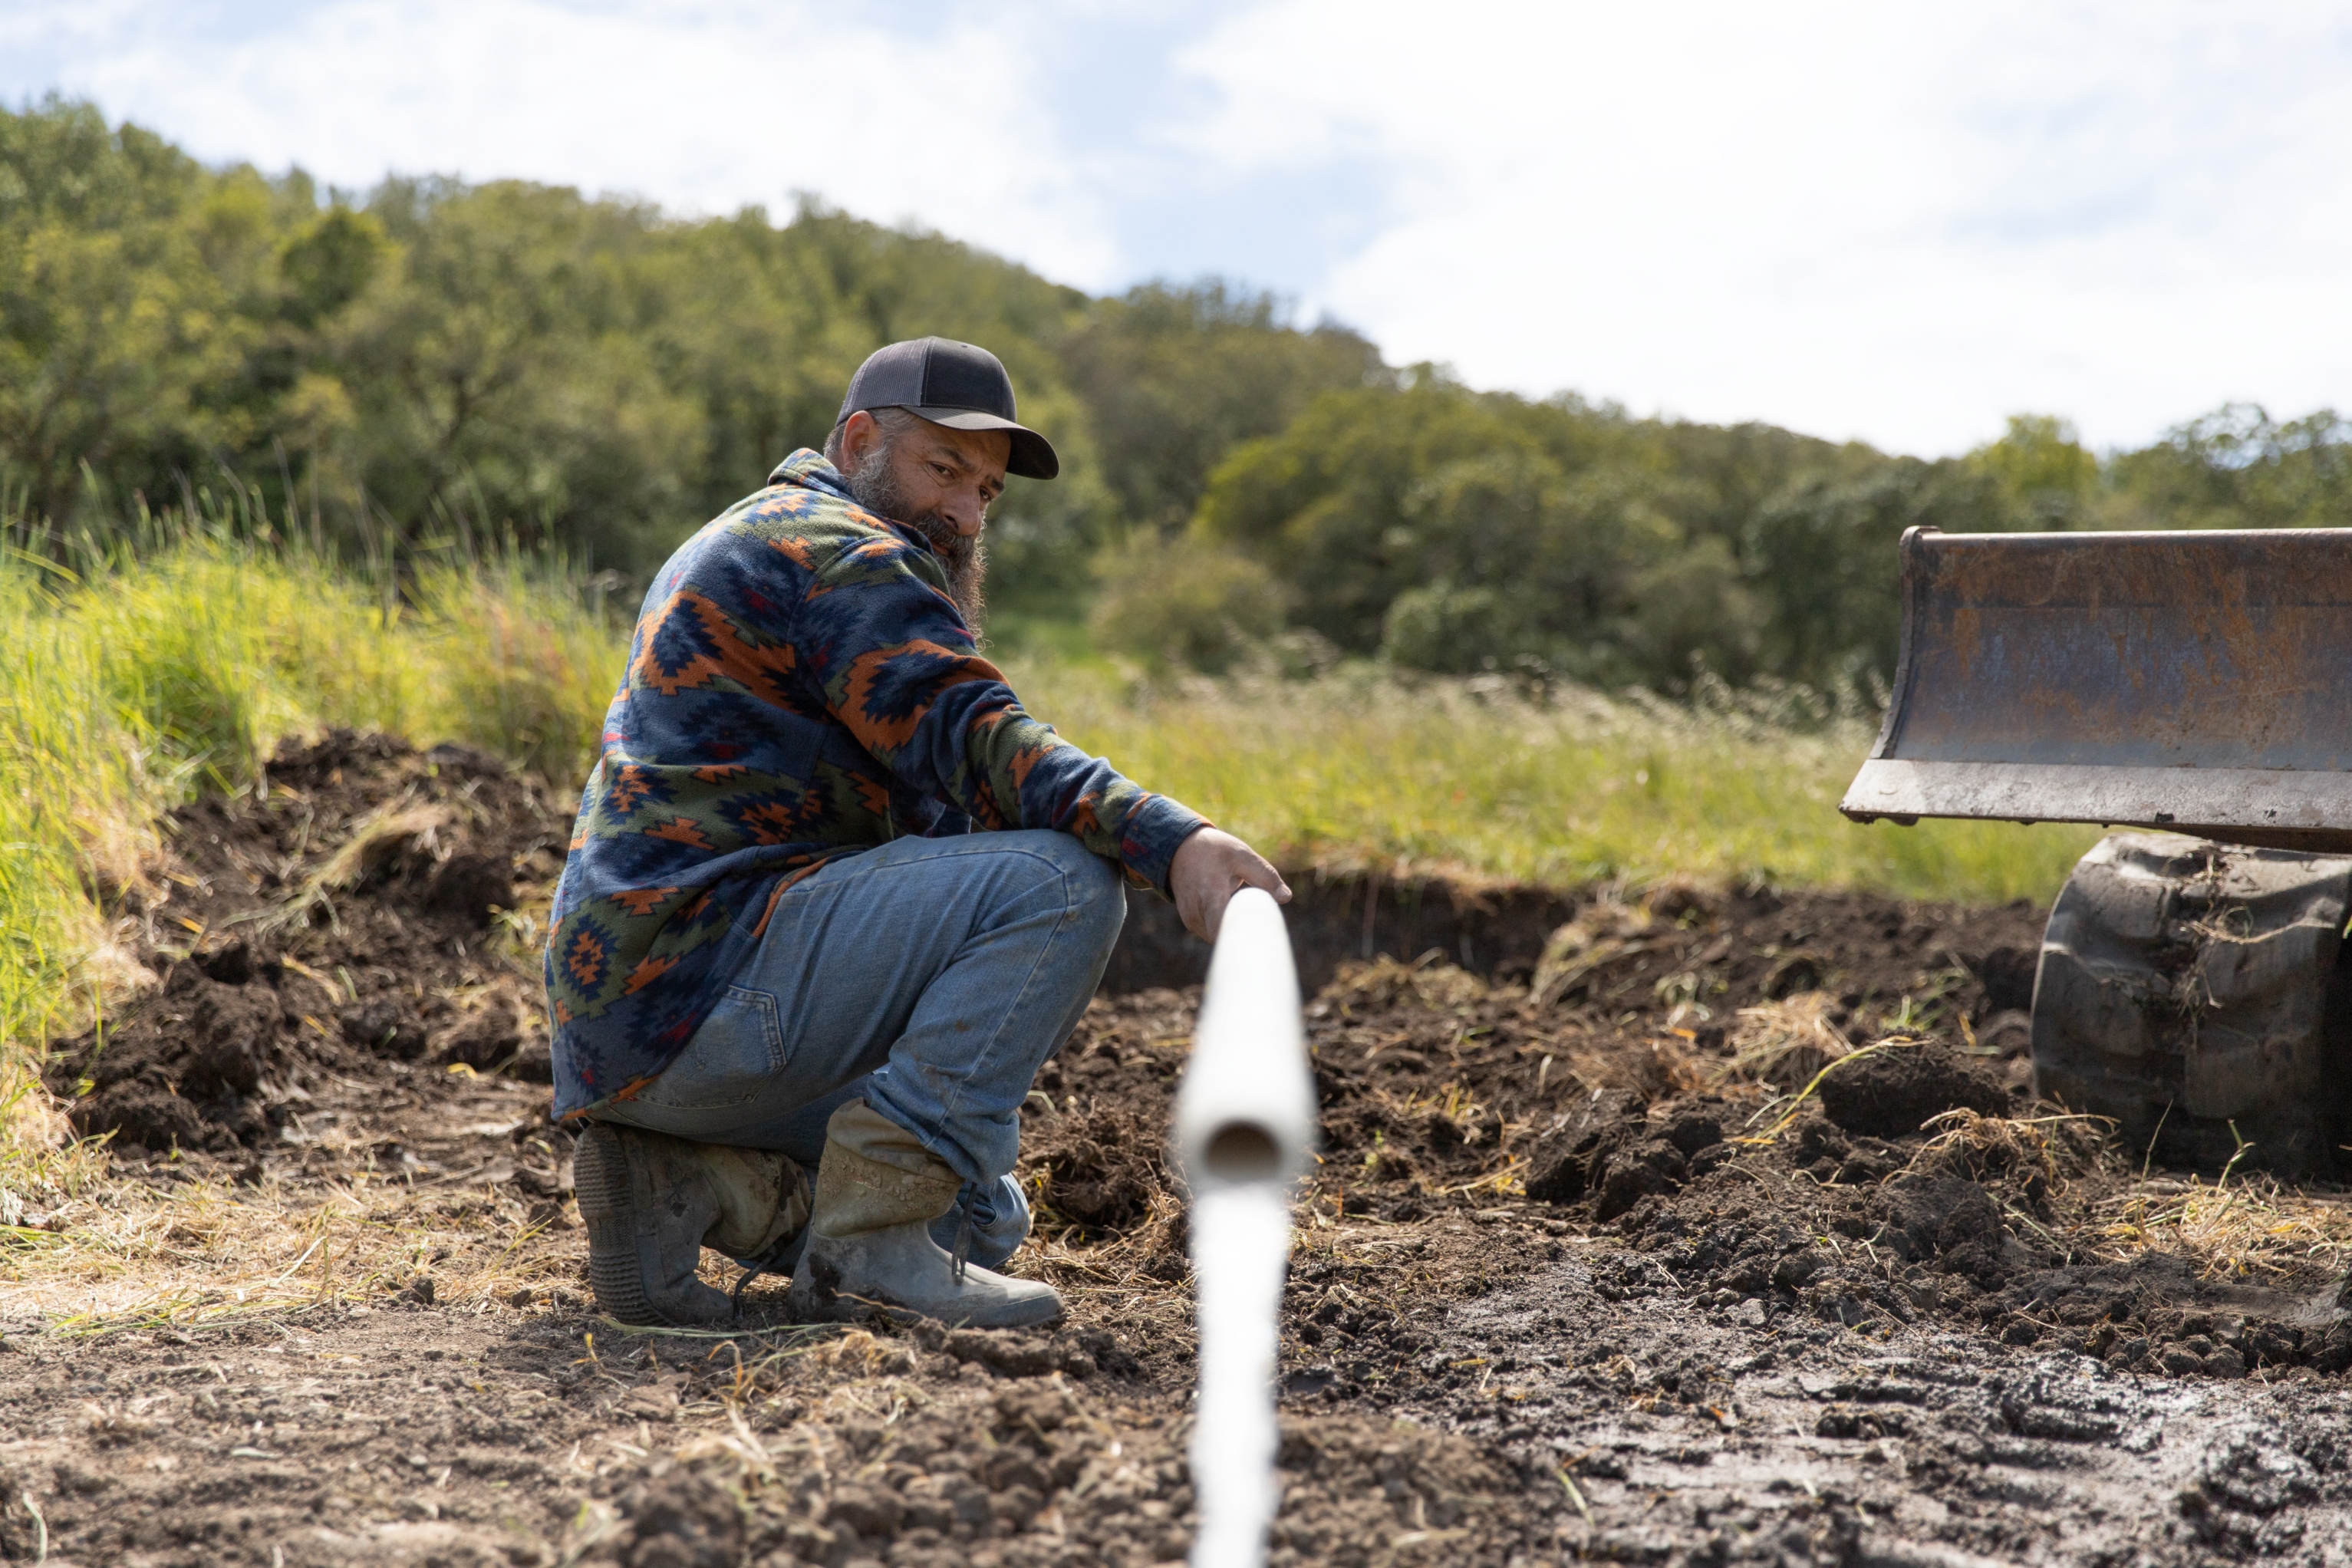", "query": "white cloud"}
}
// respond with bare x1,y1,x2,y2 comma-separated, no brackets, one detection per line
7,0,2351,454
1168,0,2352,452
4,0,1128,285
